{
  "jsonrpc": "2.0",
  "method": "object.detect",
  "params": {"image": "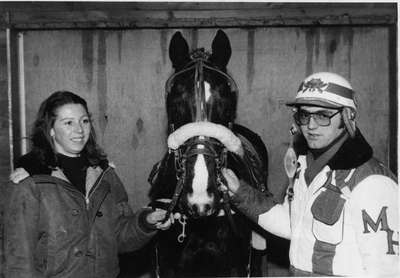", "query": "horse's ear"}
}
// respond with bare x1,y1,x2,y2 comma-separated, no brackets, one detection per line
209,30,232,69
169,31,191,70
